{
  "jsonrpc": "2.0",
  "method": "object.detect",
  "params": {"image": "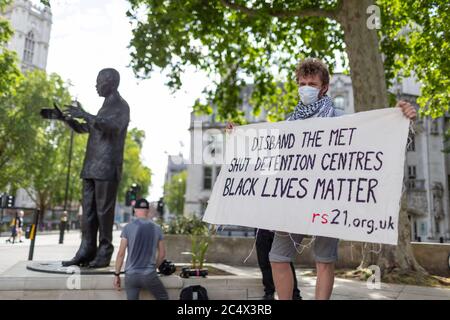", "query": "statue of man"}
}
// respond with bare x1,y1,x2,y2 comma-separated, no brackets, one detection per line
58,68,129,268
